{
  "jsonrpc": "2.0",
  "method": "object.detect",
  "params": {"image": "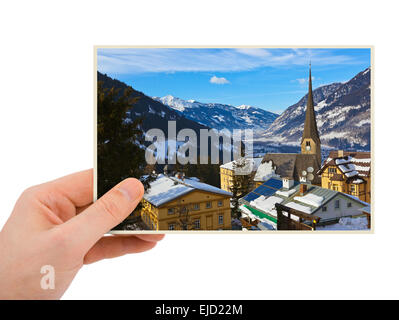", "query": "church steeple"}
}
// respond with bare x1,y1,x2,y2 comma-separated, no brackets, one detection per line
301,63,321,165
